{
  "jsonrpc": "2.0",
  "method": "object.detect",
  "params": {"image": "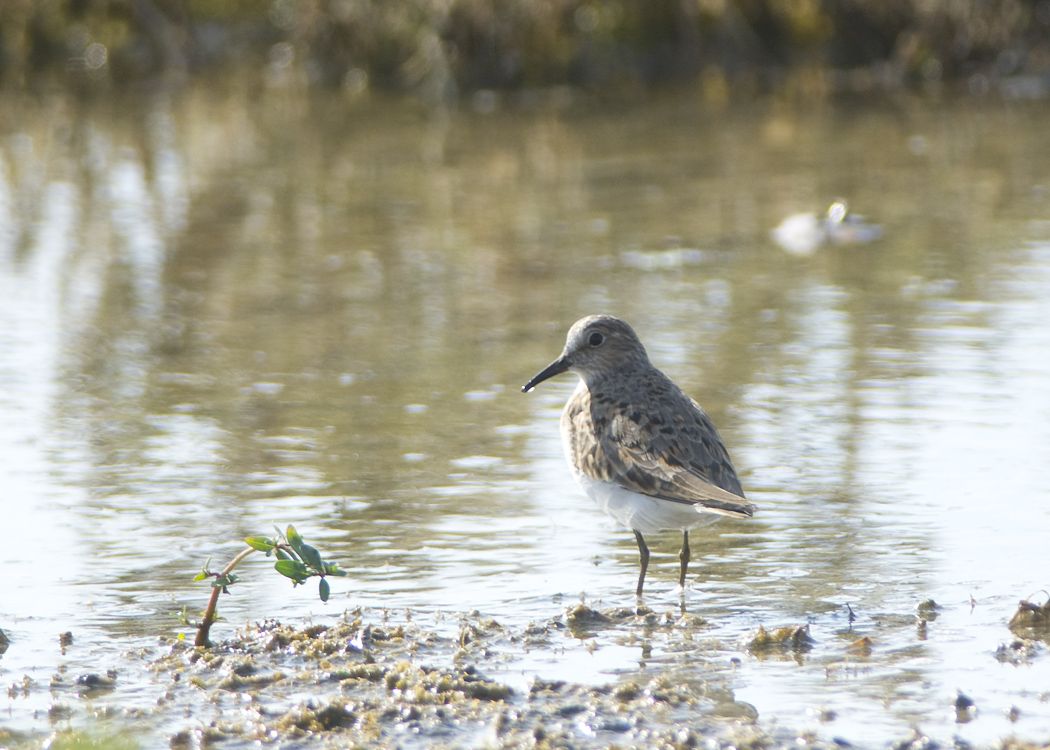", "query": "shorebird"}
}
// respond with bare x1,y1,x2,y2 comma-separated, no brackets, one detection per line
523,314,755,596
